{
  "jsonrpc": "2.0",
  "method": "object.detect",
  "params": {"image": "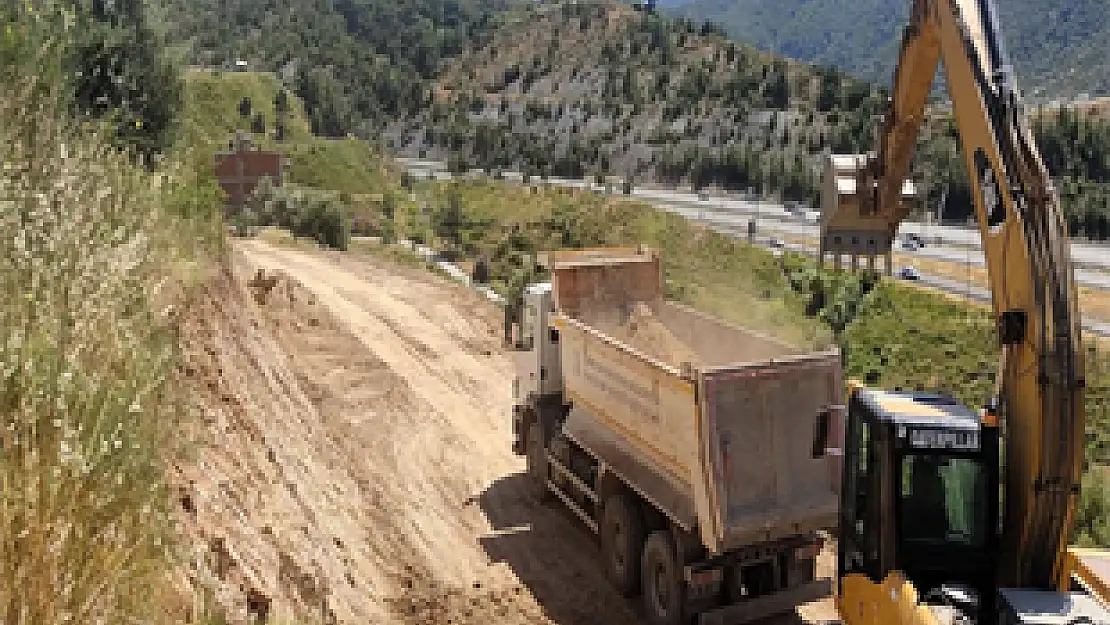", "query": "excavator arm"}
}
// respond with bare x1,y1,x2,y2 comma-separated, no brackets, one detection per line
826,0,1087,605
